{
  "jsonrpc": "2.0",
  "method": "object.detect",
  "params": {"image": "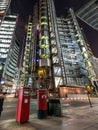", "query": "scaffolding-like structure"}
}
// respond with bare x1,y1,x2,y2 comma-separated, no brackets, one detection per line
21,0,95,94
